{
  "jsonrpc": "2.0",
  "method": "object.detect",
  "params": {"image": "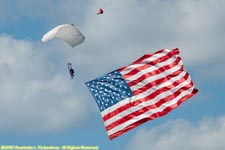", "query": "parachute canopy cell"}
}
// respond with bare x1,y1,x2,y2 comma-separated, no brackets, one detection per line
41,24,85,47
